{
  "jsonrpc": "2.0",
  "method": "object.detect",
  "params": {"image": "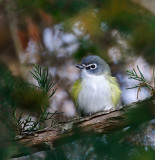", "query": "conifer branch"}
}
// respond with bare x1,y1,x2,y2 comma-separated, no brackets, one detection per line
13,65,59,133
127,66,155,99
